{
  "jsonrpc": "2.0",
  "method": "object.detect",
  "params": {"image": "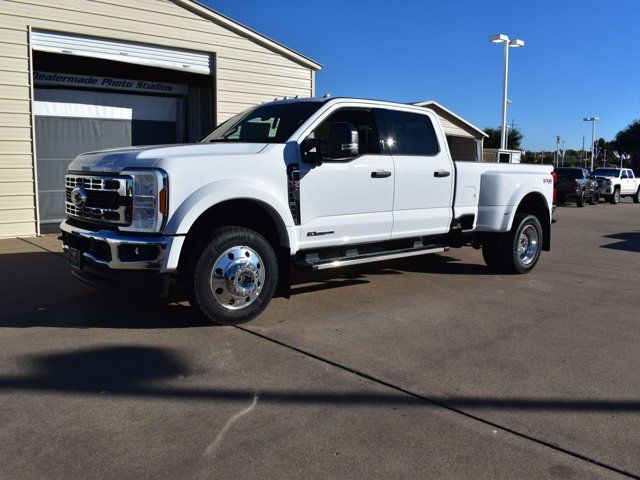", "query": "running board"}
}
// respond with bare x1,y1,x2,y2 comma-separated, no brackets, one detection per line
299,245,448,271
